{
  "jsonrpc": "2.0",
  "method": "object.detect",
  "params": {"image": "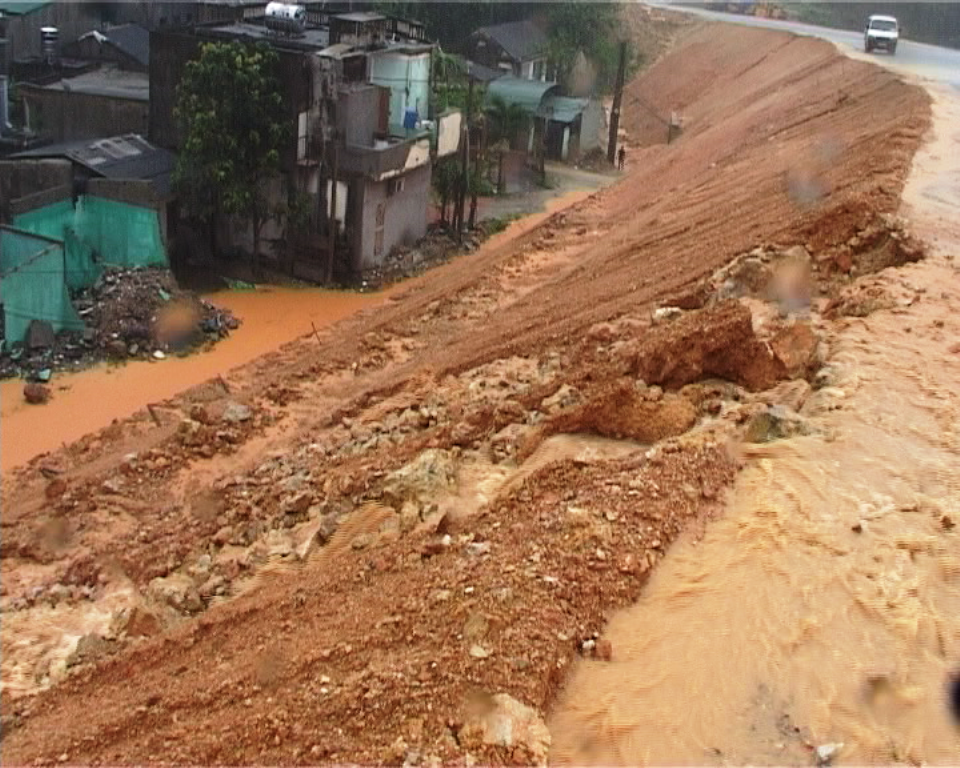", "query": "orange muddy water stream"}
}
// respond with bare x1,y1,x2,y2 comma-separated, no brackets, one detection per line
1,288,386,474
548,86,960,766
1,188,600,476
